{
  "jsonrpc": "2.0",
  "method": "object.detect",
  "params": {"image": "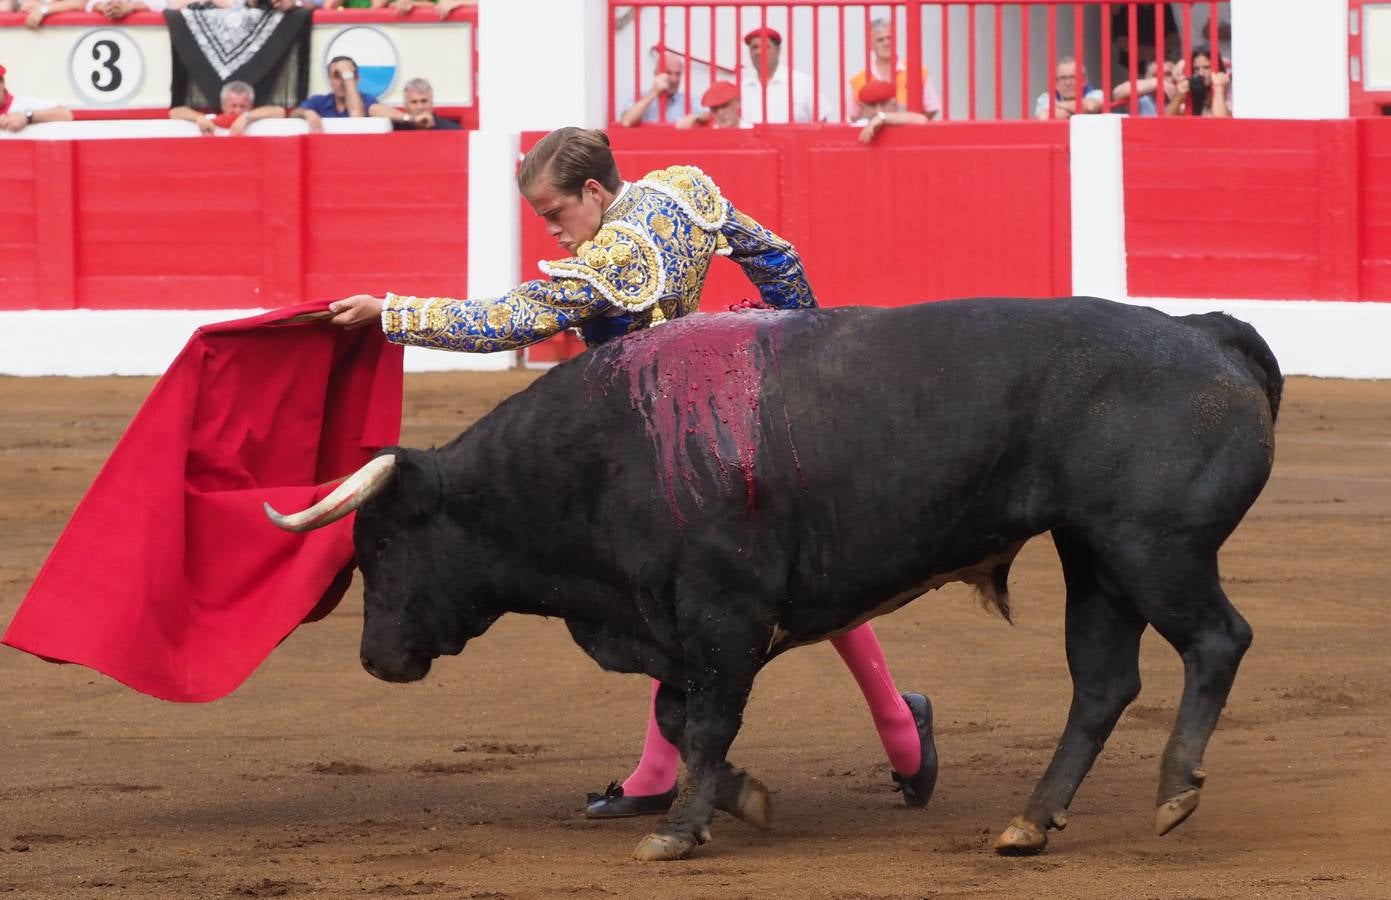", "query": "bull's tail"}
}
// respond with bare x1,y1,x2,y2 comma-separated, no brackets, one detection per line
1179,312,1284,423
